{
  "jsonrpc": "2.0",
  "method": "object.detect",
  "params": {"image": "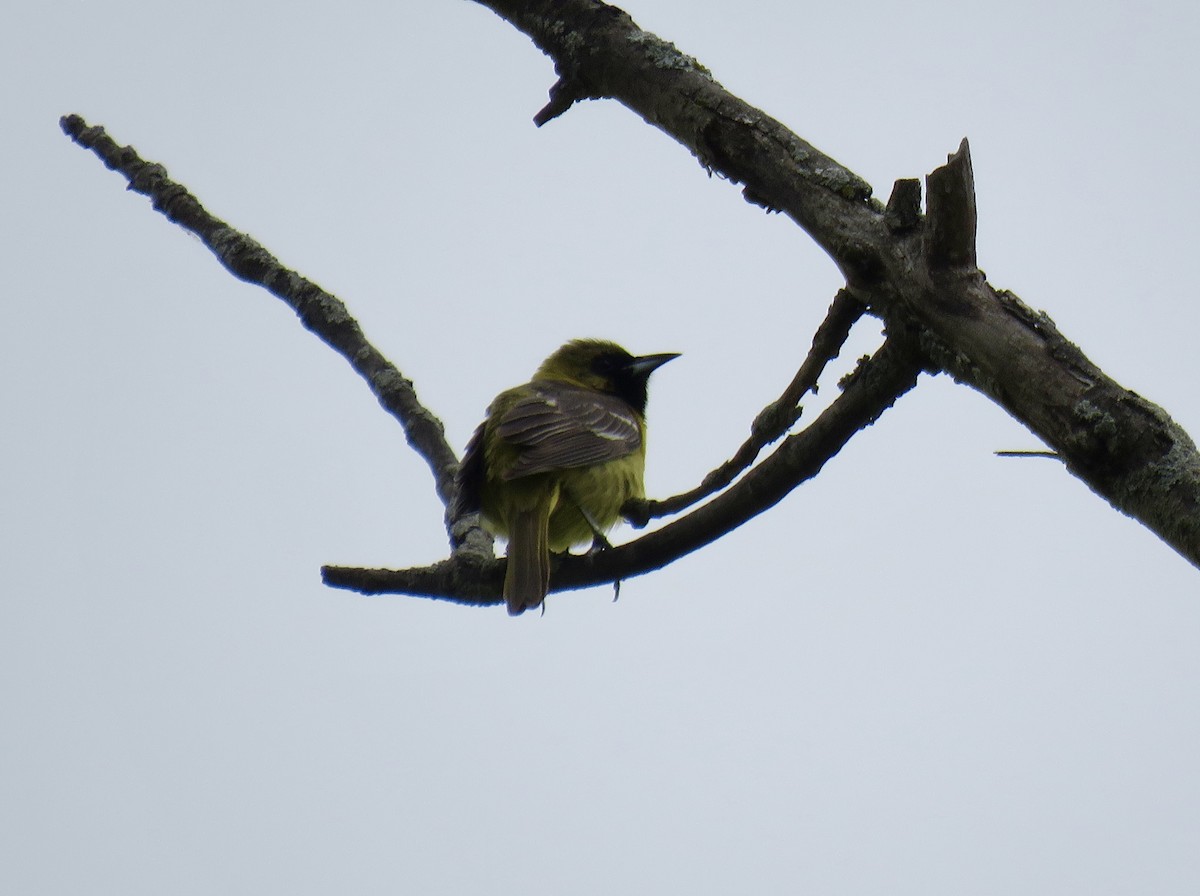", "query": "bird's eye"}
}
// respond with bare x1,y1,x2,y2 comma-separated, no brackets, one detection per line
591,355,617,375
